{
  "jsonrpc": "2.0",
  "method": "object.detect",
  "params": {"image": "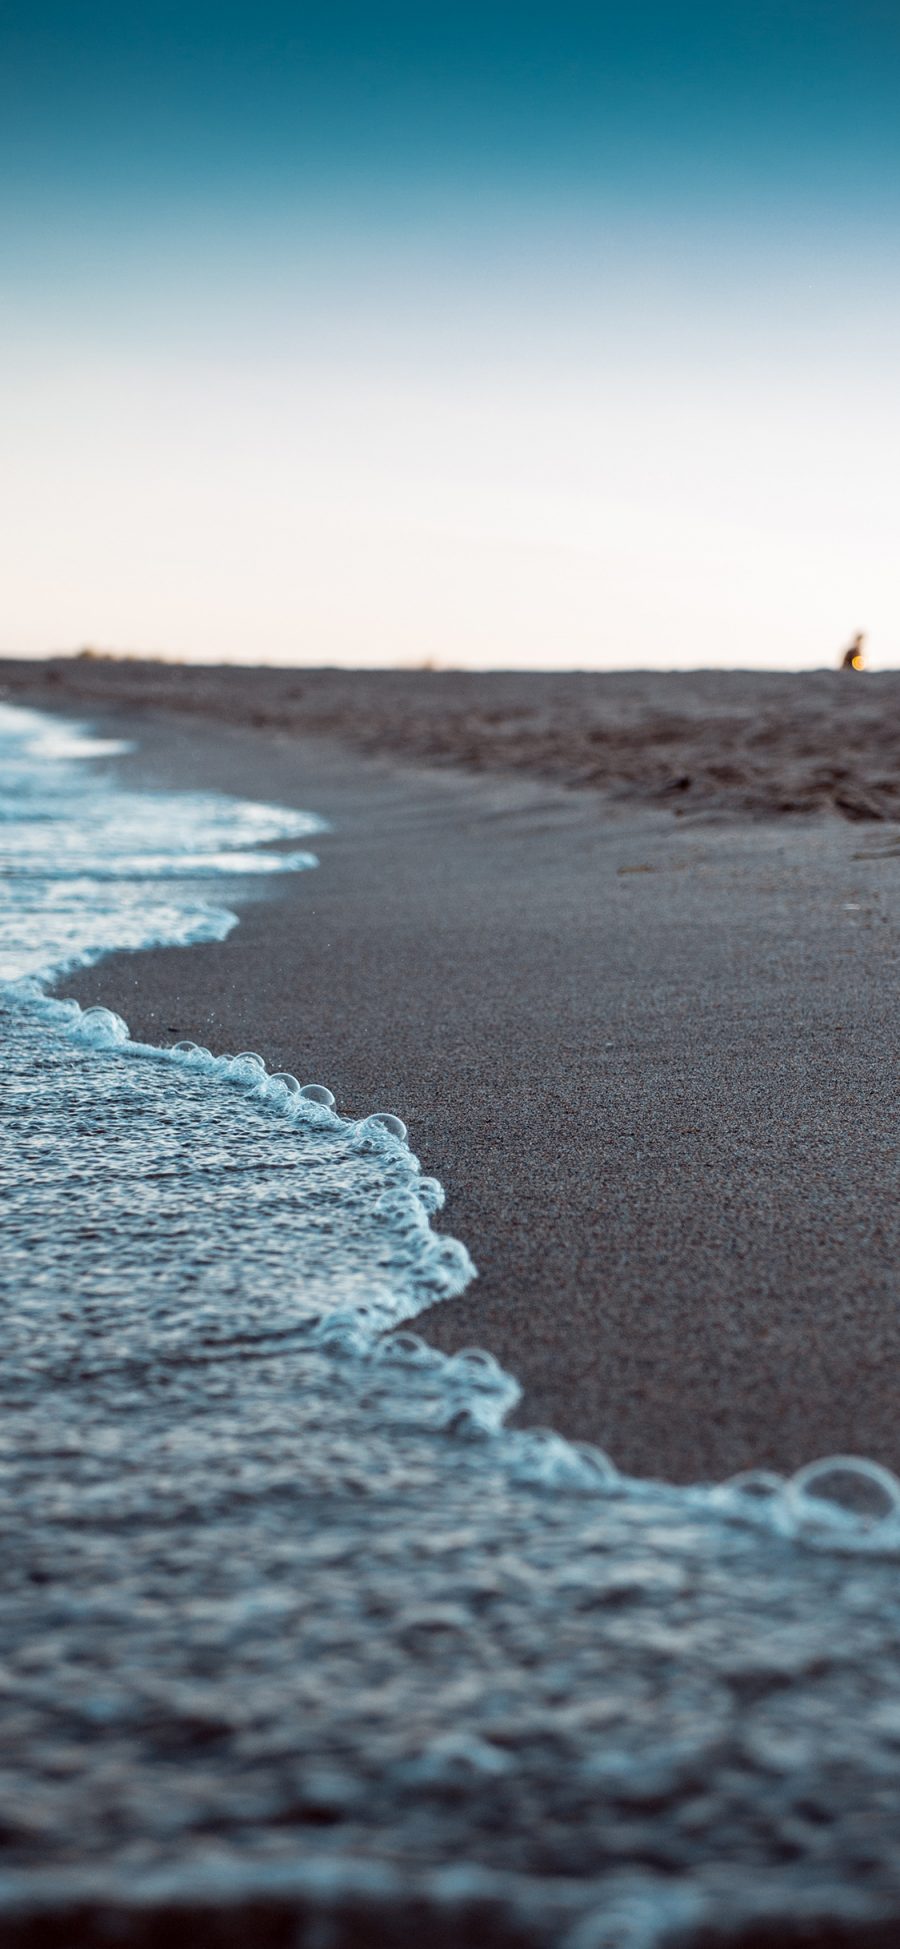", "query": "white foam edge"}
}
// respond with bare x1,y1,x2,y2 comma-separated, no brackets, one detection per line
4,906,240,990
7,973,900,1558
2,848,321,879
